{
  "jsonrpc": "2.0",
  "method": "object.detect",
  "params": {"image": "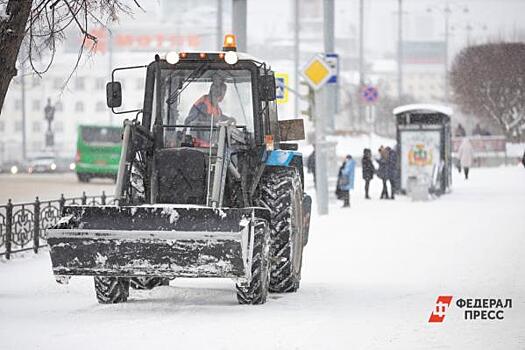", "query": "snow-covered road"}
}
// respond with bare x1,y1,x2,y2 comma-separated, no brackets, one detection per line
1,166,524,349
